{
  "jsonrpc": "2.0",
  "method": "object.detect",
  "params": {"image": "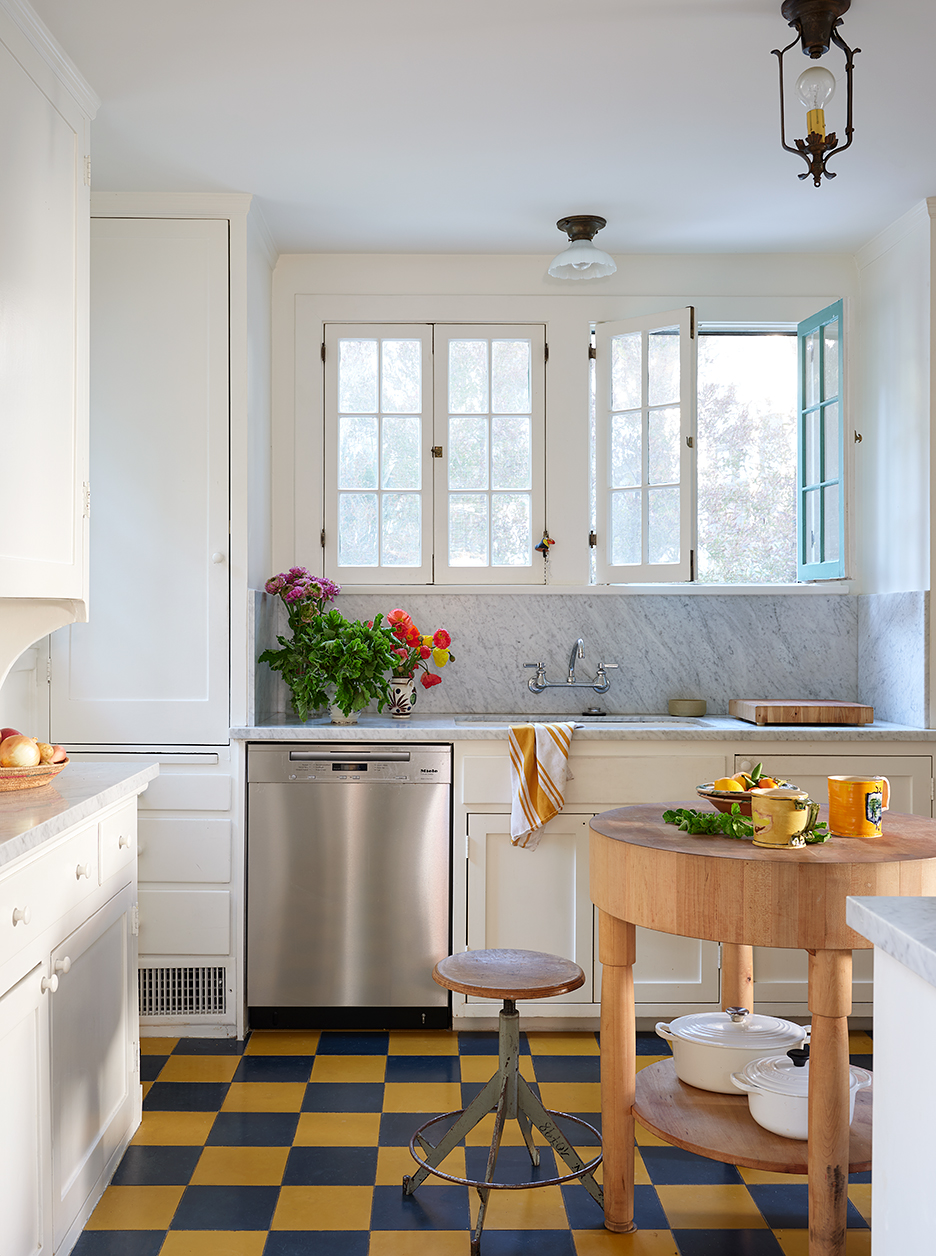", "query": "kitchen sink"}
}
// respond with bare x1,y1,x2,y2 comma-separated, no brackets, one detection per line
454,713,705,726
